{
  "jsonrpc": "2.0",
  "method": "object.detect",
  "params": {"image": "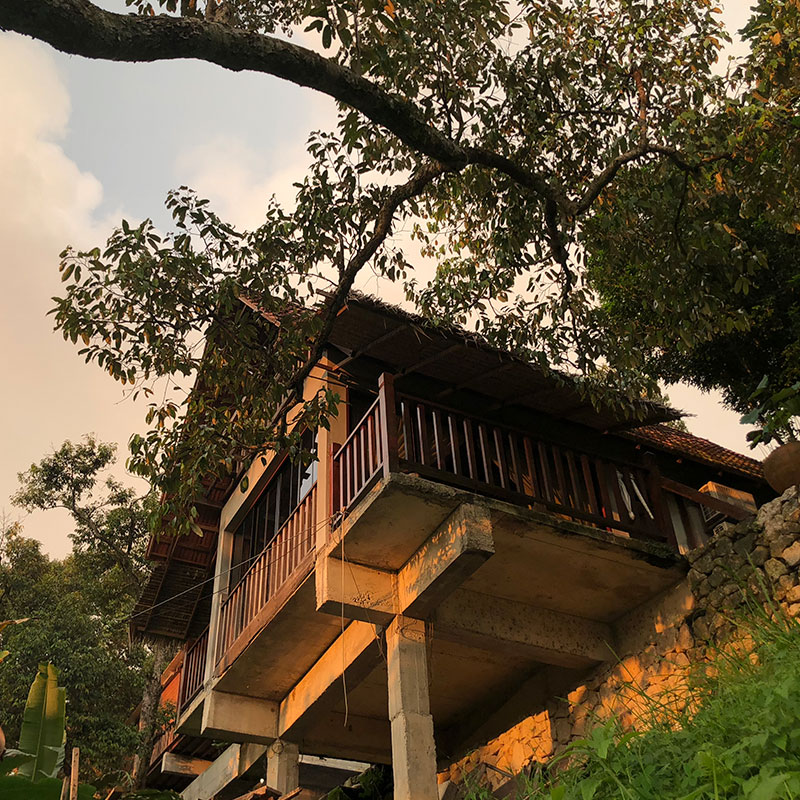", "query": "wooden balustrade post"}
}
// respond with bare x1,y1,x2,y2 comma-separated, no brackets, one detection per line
330,443,341,518
643,452,677,550
69,747,80,800
176,642,188,719
378,373,400,478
